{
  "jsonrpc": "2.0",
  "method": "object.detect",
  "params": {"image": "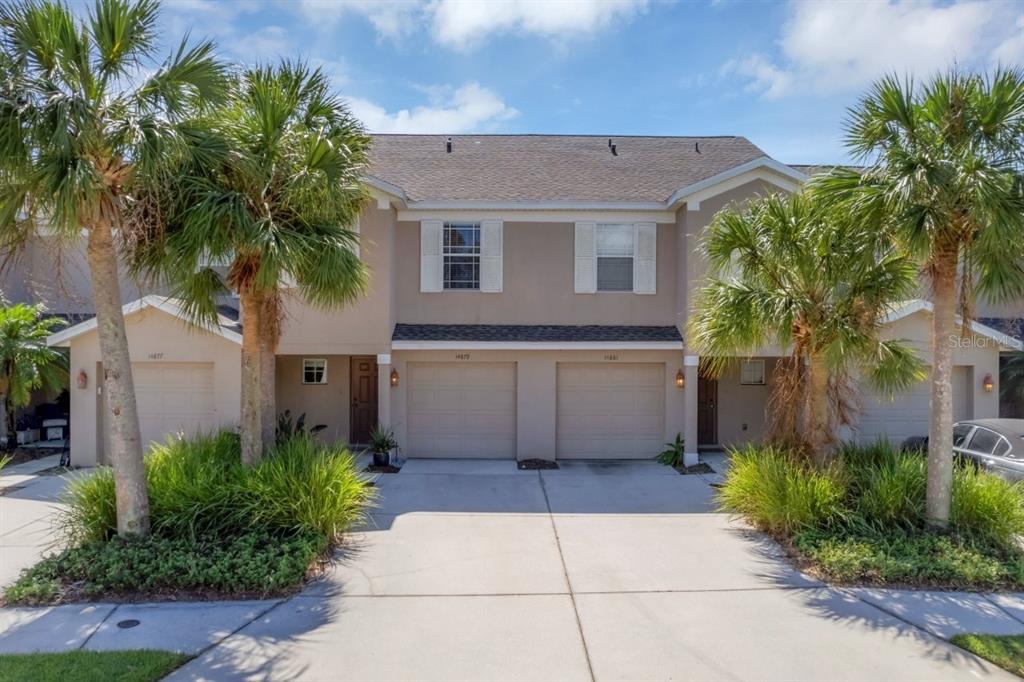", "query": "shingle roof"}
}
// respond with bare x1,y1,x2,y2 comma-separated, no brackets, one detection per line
366,134,768,203
392,323,682,343
788,164,865,176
